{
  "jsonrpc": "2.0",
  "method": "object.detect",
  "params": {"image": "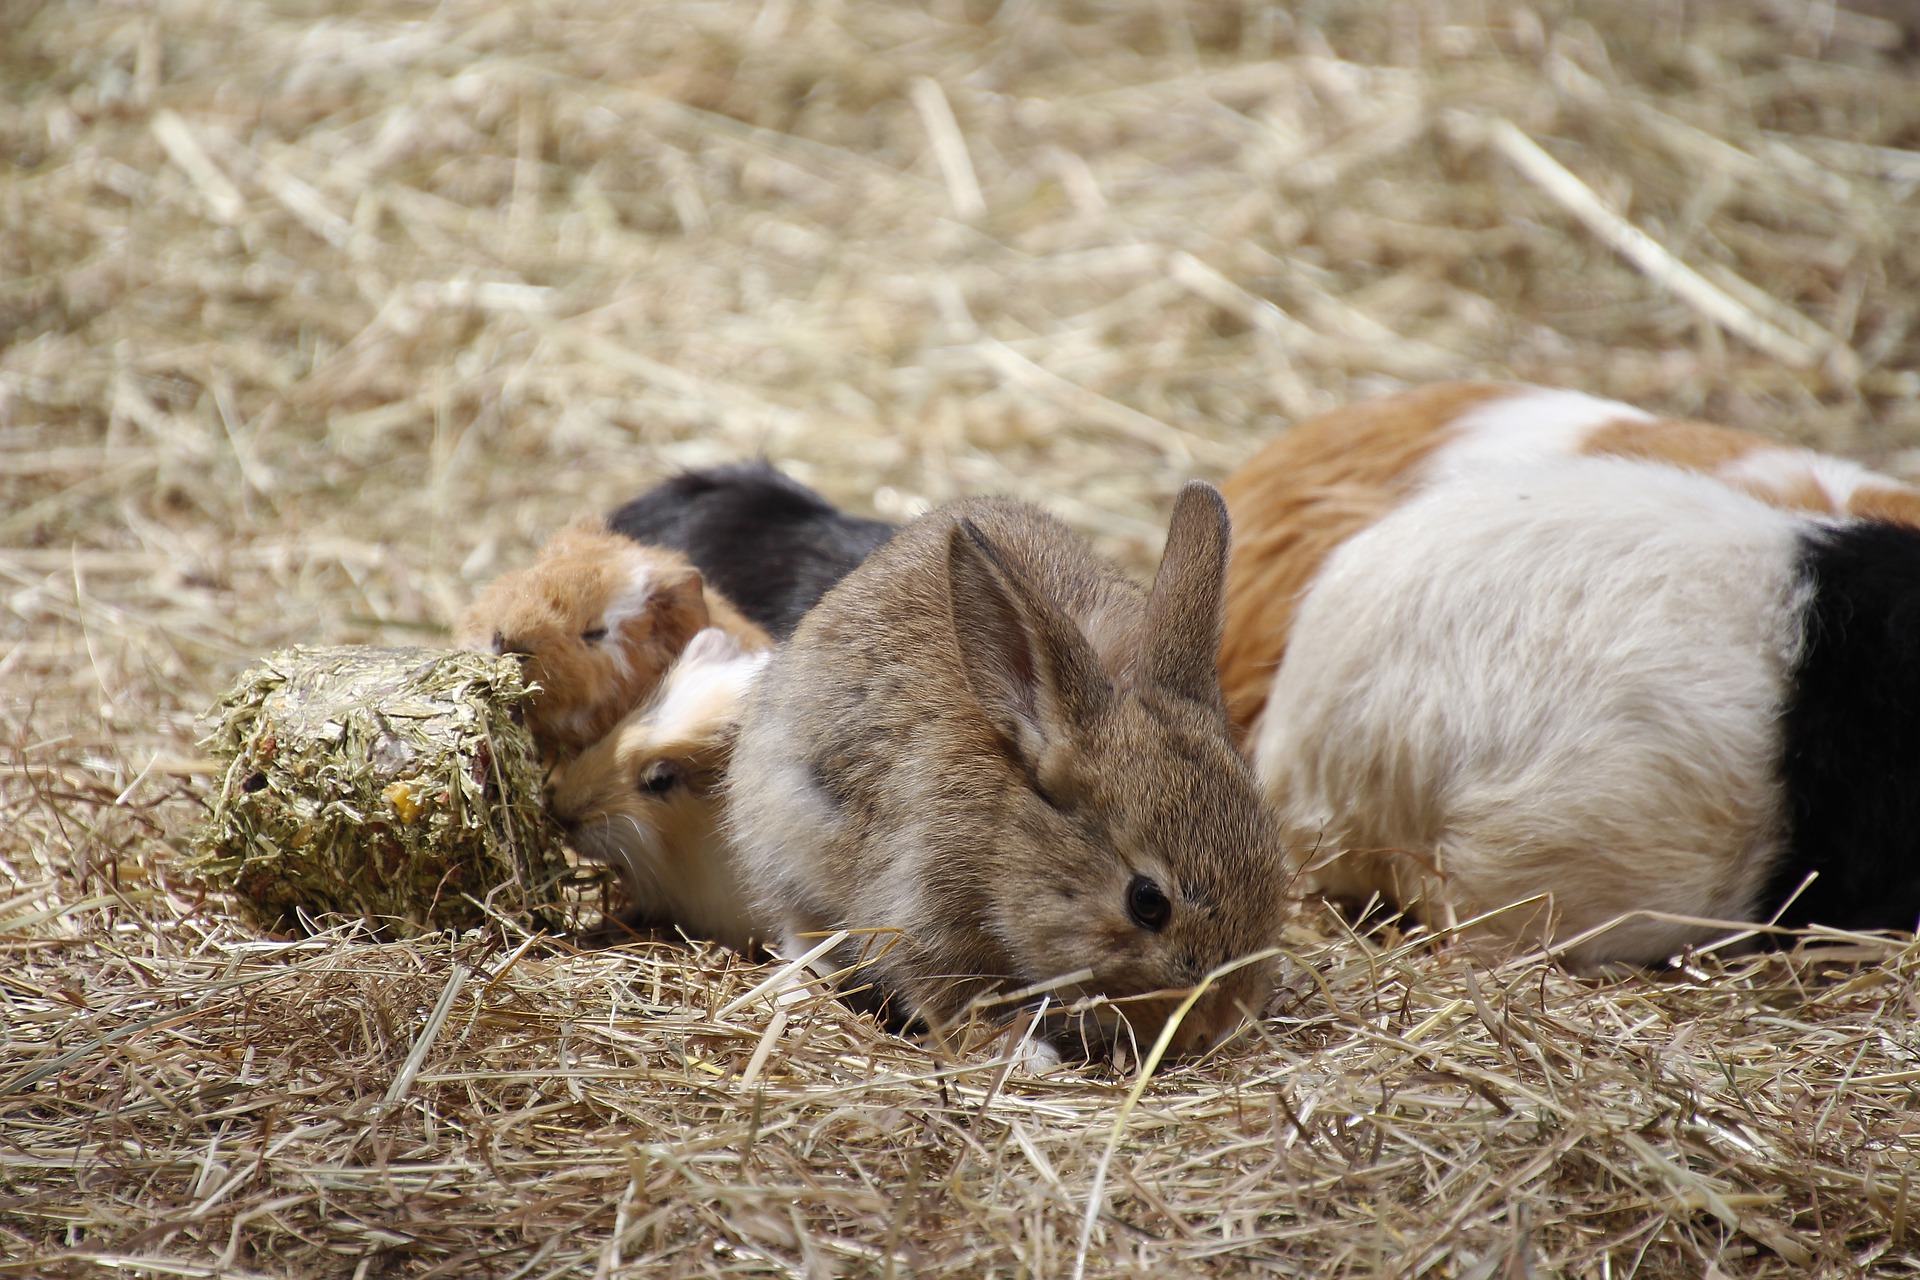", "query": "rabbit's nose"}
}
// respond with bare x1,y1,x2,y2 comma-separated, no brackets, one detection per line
1174,1022,1218,1055
1173,1002,1243,1056
493,631,533,661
